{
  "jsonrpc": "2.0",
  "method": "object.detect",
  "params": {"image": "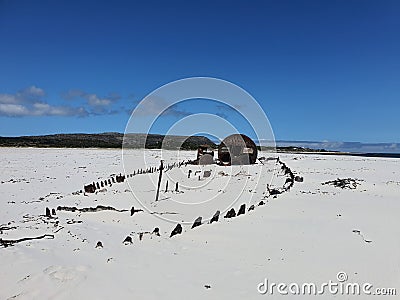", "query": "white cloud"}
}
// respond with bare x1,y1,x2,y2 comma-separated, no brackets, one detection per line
0,85,46,105
0,94,19,104
62,89,86,99
0,86,124,117
0,103,30,116
63,89,120,107
86,94,112,106
0,102,88,117
21,86,45,98
133,96,189,117
30,102,87,116
62,89,122,115
0,86,88,117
